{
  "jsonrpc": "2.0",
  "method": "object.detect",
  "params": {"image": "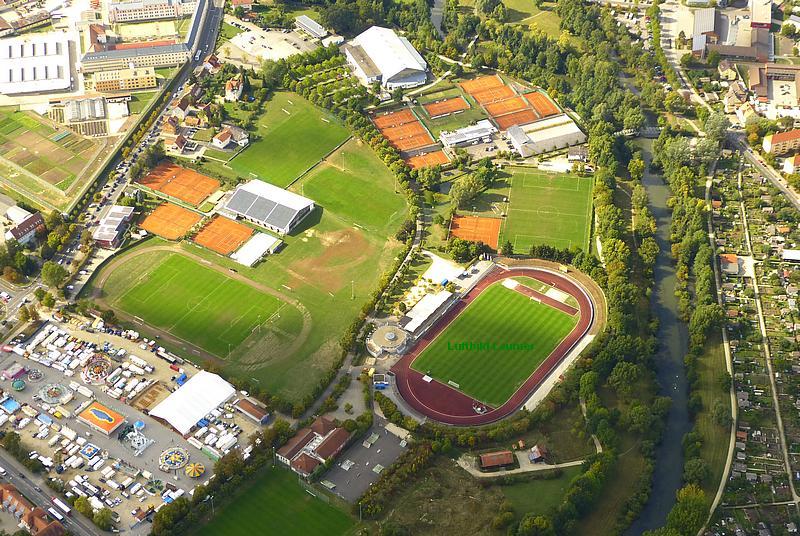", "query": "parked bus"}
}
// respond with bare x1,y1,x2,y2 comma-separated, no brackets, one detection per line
47,508,64,522
52,497,71,516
